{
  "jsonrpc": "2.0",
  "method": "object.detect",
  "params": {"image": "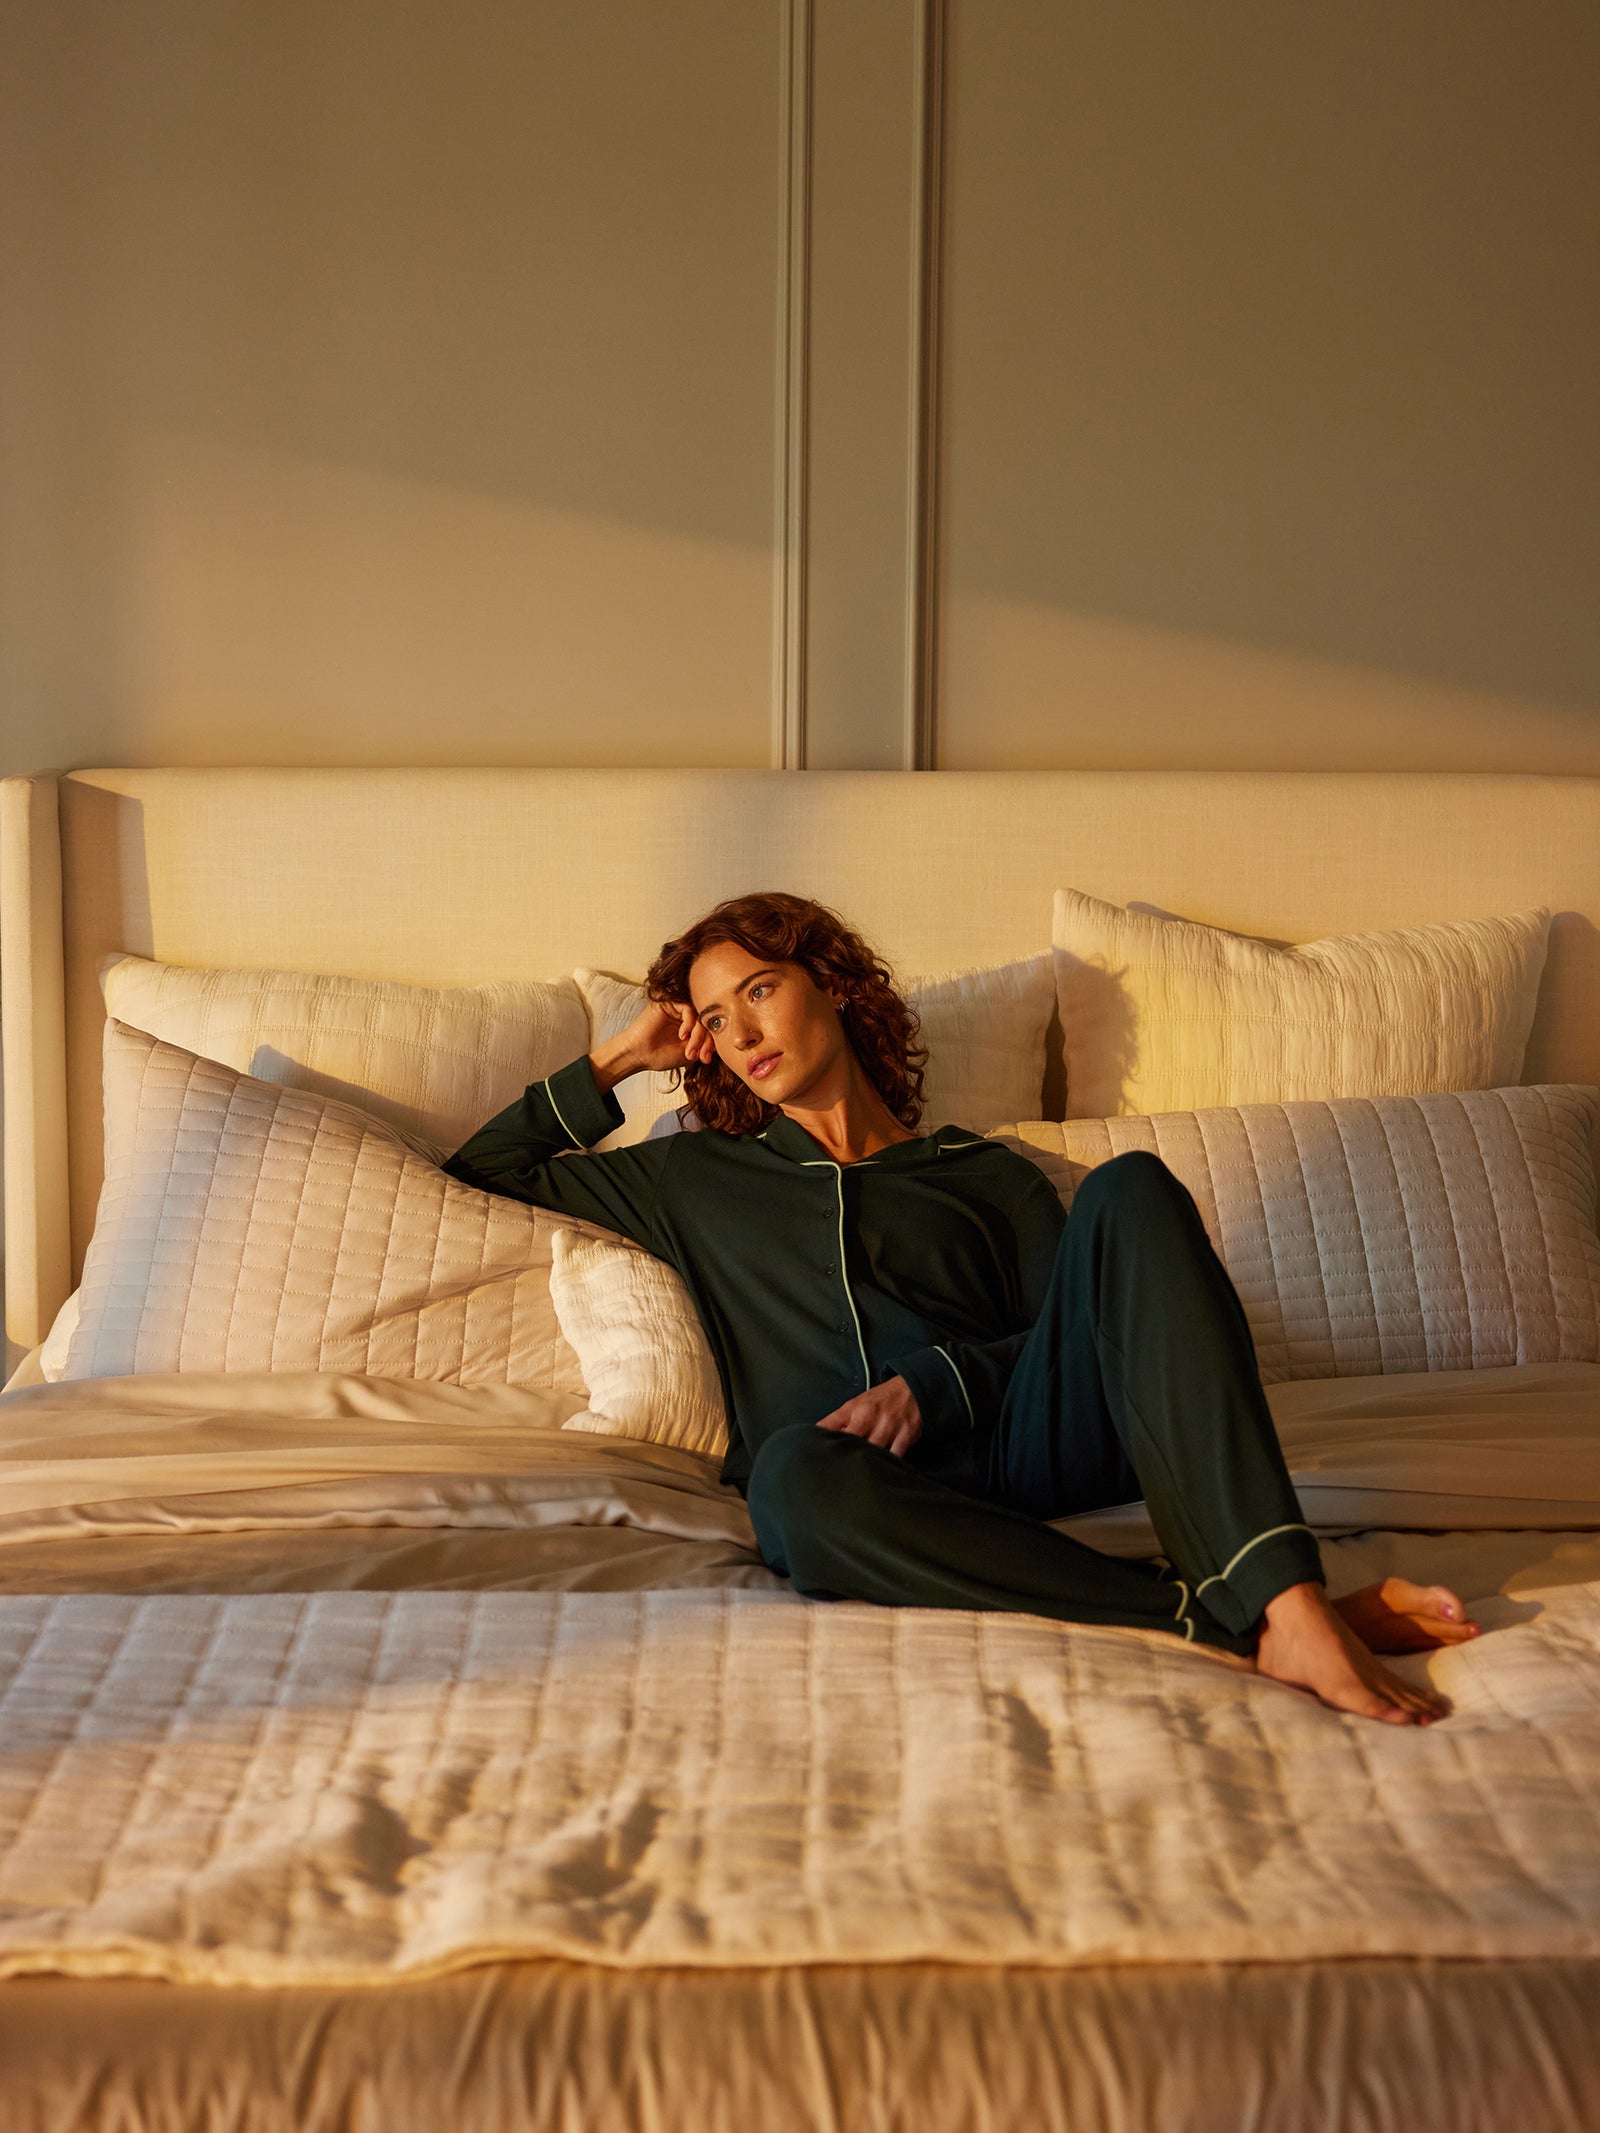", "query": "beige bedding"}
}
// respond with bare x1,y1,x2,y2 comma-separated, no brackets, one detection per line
0,1365,1598,1989
4,1362,1600,1577
7,1954,1600,2133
